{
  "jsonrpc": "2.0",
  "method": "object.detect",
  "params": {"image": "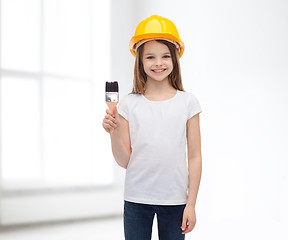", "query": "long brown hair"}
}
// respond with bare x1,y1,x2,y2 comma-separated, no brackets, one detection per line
129,39,185,95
